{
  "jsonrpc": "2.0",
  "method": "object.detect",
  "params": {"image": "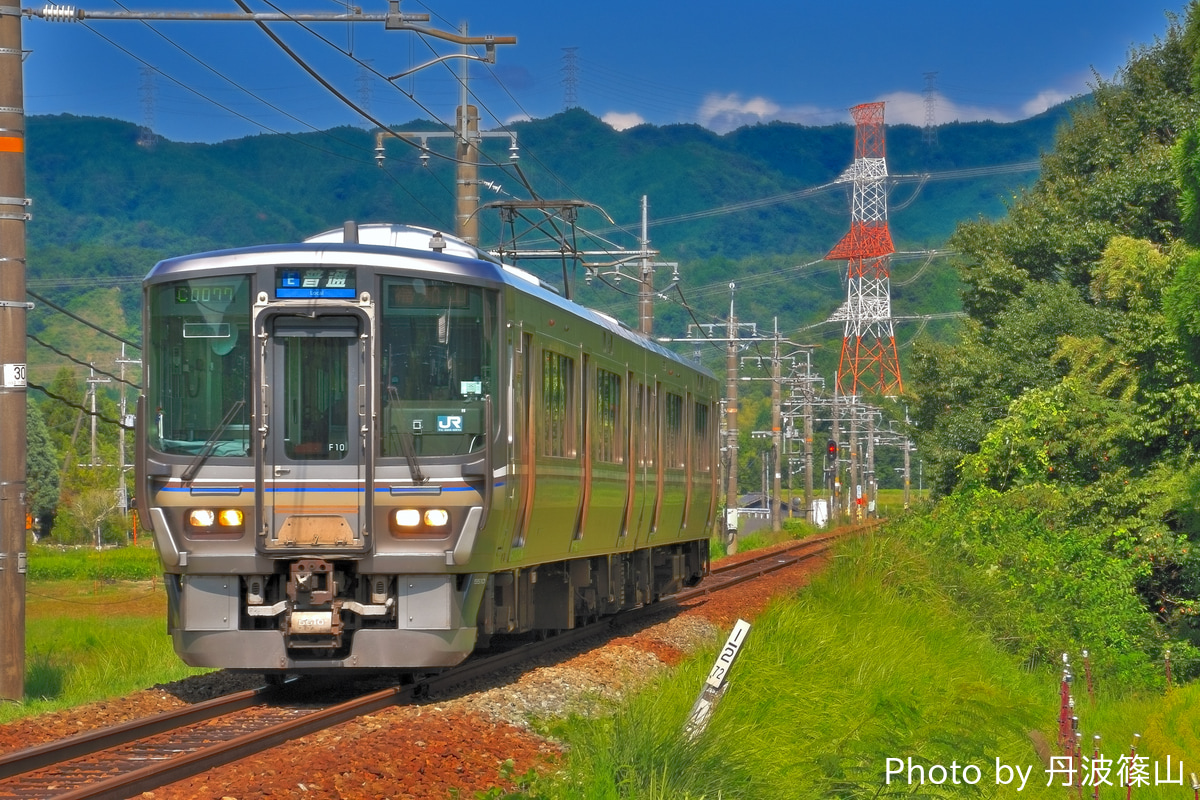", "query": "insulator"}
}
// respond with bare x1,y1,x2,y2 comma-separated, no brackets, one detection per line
41,3,81,21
